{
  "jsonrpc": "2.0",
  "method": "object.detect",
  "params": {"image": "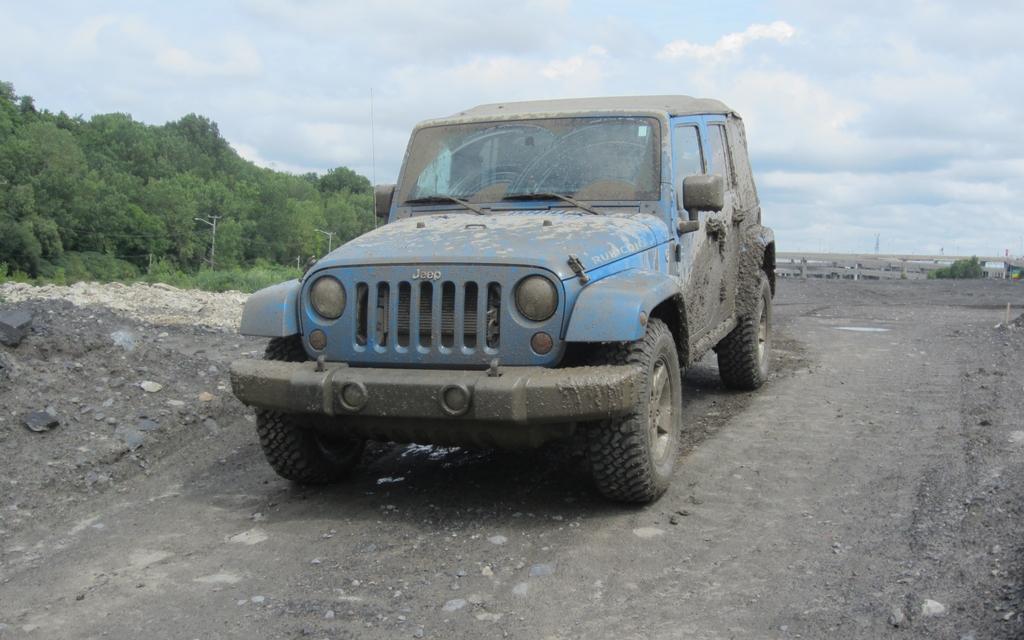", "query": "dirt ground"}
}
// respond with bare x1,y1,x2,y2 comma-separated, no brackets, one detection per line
1,278,1023,639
